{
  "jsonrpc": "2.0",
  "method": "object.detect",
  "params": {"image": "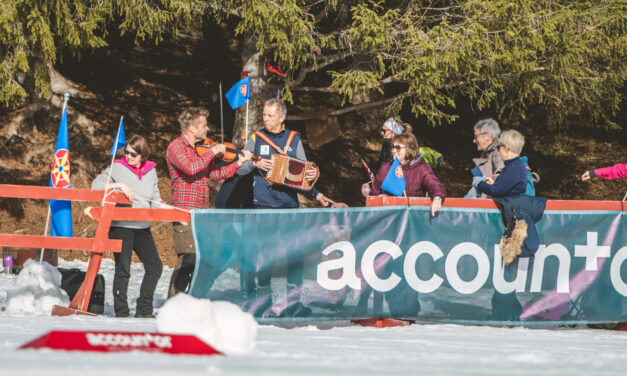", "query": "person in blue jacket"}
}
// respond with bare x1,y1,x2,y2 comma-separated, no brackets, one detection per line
237,98,334,318
474,129,527,200
474,130,547,322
